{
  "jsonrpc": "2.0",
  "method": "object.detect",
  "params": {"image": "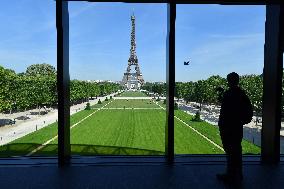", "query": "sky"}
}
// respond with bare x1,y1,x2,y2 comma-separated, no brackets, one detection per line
0,0,266,82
